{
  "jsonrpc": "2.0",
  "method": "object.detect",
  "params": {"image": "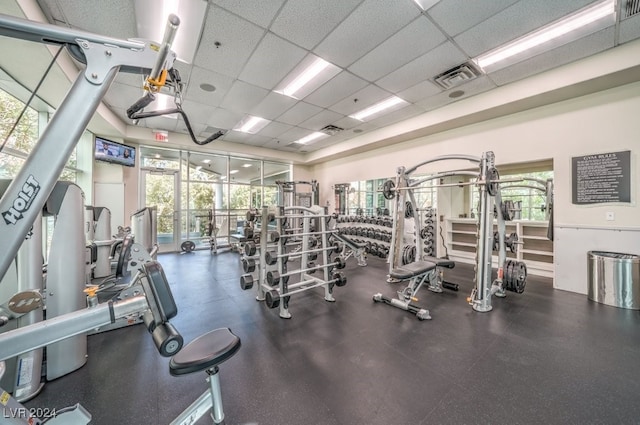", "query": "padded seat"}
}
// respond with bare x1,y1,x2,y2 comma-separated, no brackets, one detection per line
422,256,456,269
390,260,436,280
169,328,241,376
